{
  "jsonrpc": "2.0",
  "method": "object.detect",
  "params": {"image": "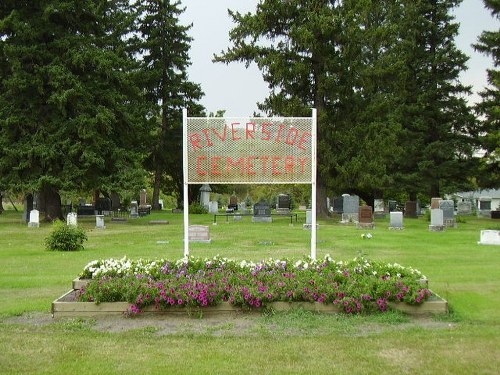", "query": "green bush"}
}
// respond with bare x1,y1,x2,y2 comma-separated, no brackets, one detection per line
45,220,88,251
189,202,208,214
